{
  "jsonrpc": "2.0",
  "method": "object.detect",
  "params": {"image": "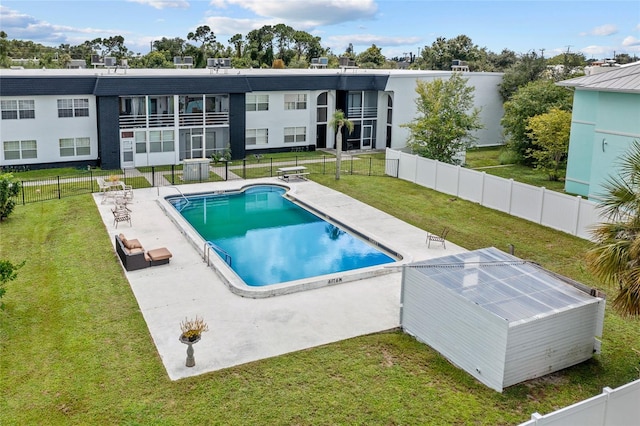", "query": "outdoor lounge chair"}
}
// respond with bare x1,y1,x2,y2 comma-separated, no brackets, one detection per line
115,234,173,271
426,227,449,249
